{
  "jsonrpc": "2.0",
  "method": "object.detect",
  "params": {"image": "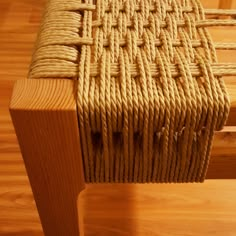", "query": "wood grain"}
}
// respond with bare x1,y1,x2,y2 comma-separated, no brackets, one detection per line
219,0,233,9
10,79,85,236
1,0,236,235
207,131,236,178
